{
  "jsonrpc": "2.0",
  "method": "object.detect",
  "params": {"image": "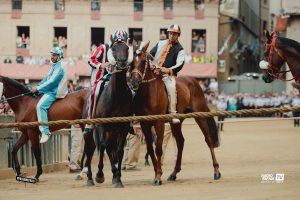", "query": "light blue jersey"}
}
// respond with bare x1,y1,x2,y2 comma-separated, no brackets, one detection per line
36,60,68,135
36,61,68,98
